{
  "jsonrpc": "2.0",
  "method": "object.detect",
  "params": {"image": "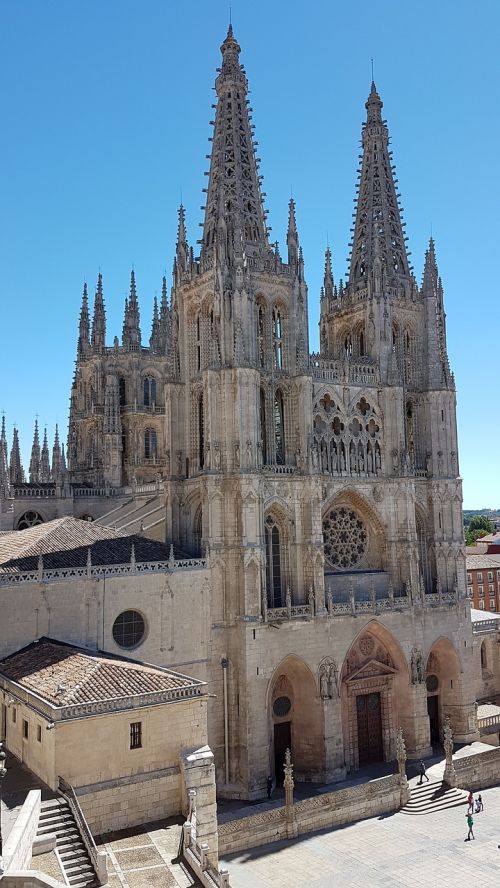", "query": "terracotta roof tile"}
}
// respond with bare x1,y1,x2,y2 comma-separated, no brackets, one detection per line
466,554,500,570
0,639,201,706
